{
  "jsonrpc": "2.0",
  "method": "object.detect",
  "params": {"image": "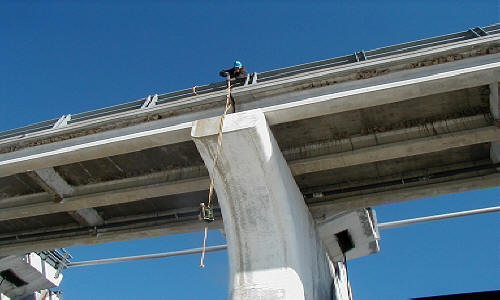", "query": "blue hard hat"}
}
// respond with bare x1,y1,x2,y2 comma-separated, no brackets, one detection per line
234,61,242,68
